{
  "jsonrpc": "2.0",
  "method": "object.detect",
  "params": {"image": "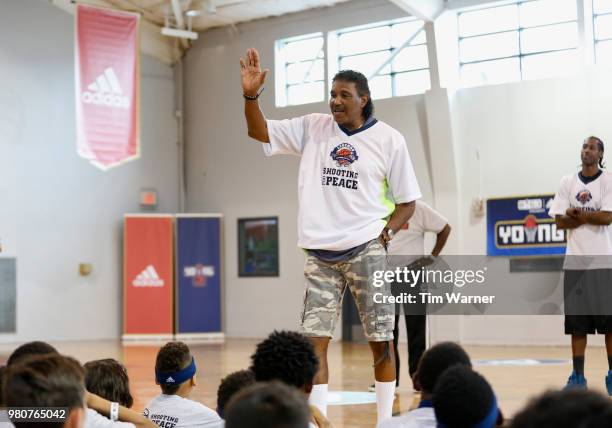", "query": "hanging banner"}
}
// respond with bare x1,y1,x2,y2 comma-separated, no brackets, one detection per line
123,215,173,338
175,215,223,338
75,5,140,170
487,195,566,256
